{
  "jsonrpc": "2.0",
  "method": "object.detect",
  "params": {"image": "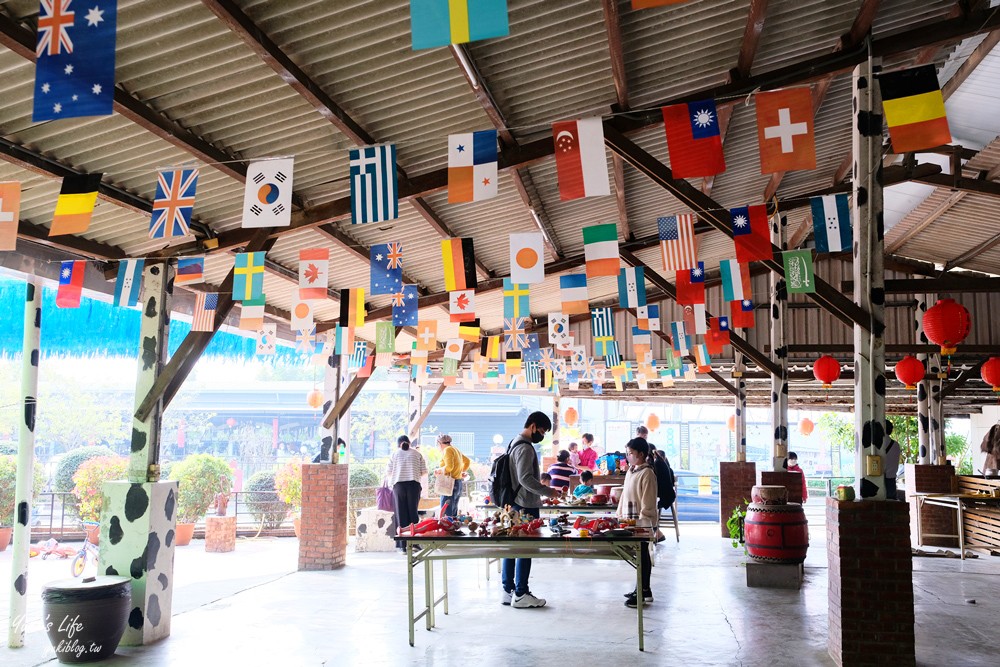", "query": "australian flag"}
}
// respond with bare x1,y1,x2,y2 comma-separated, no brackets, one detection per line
33,0,117,121
392,284,419,326
370,242,403,295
